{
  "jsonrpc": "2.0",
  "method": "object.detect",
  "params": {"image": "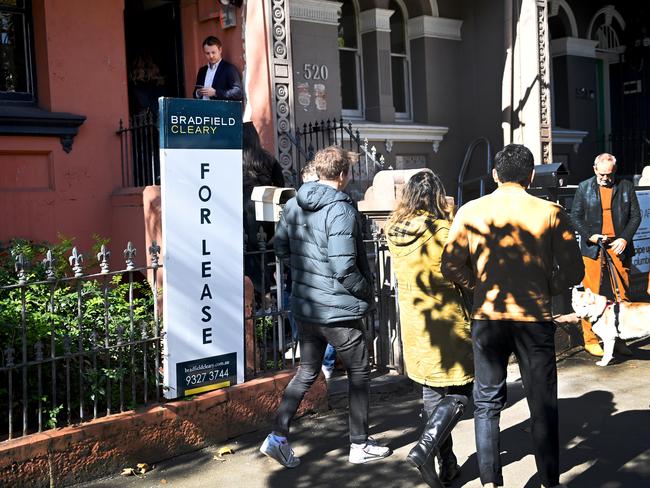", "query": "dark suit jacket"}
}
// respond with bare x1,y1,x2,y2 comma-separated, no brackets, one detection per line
194,60,243,101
